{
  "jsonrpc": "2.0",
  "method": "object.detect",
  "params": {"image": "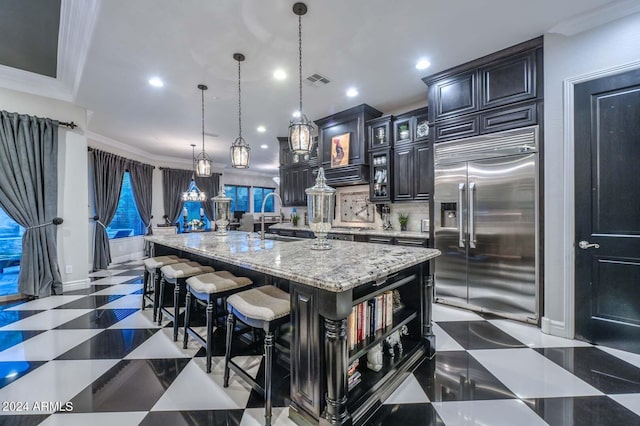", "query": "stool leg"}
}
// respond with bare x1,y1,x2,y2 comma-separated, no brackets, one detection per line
142,269,149,310
264,331,274,426
223,312,235,387
183,290,192,349
206,300,214,373
158,277,166,325
173,281,180,341
152,271,160,322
